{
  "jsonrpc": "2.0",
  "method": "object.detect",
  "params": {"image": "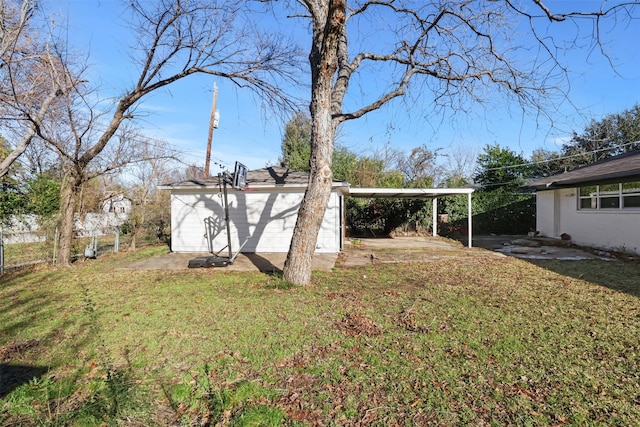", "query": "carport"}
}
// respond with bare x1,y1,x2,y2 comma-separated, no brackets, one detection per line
348,187,475,247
